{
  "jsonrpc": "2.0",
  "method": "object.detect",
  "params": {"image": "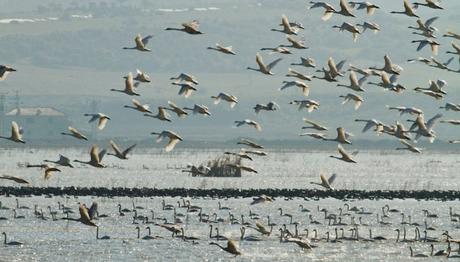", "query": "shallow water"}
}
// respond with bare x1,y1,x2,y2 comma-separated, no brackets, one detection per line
1,148,459,261
0,148,458,190
0,196,458,261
